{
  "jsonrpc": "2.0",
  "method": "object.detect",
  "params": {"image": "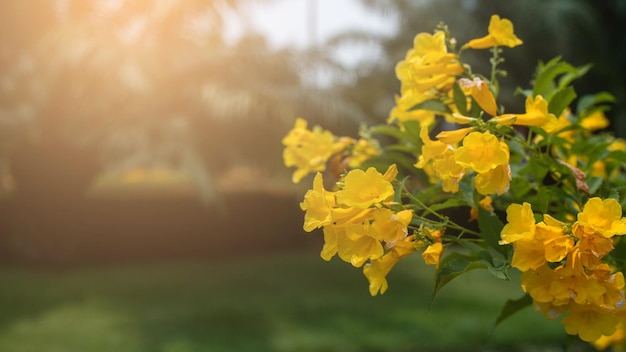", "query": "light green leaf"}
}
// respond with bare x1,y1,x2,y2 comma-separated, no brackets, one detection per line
409,99,452,114
548,86,576,116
